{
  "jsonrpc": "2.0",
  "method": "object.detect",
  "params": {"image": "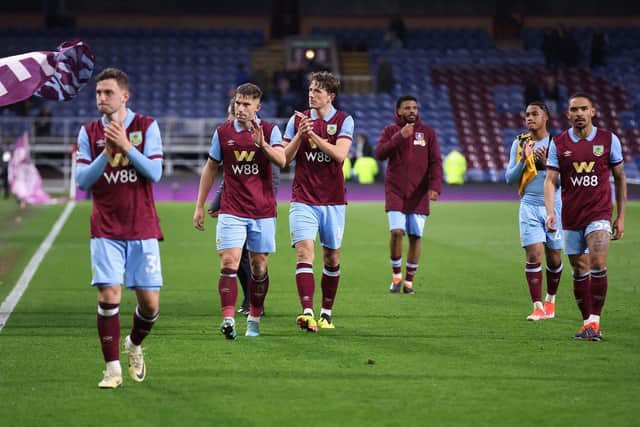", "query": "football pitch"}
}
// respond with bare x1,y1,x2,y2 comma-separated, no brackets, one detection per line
1,200,639,426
